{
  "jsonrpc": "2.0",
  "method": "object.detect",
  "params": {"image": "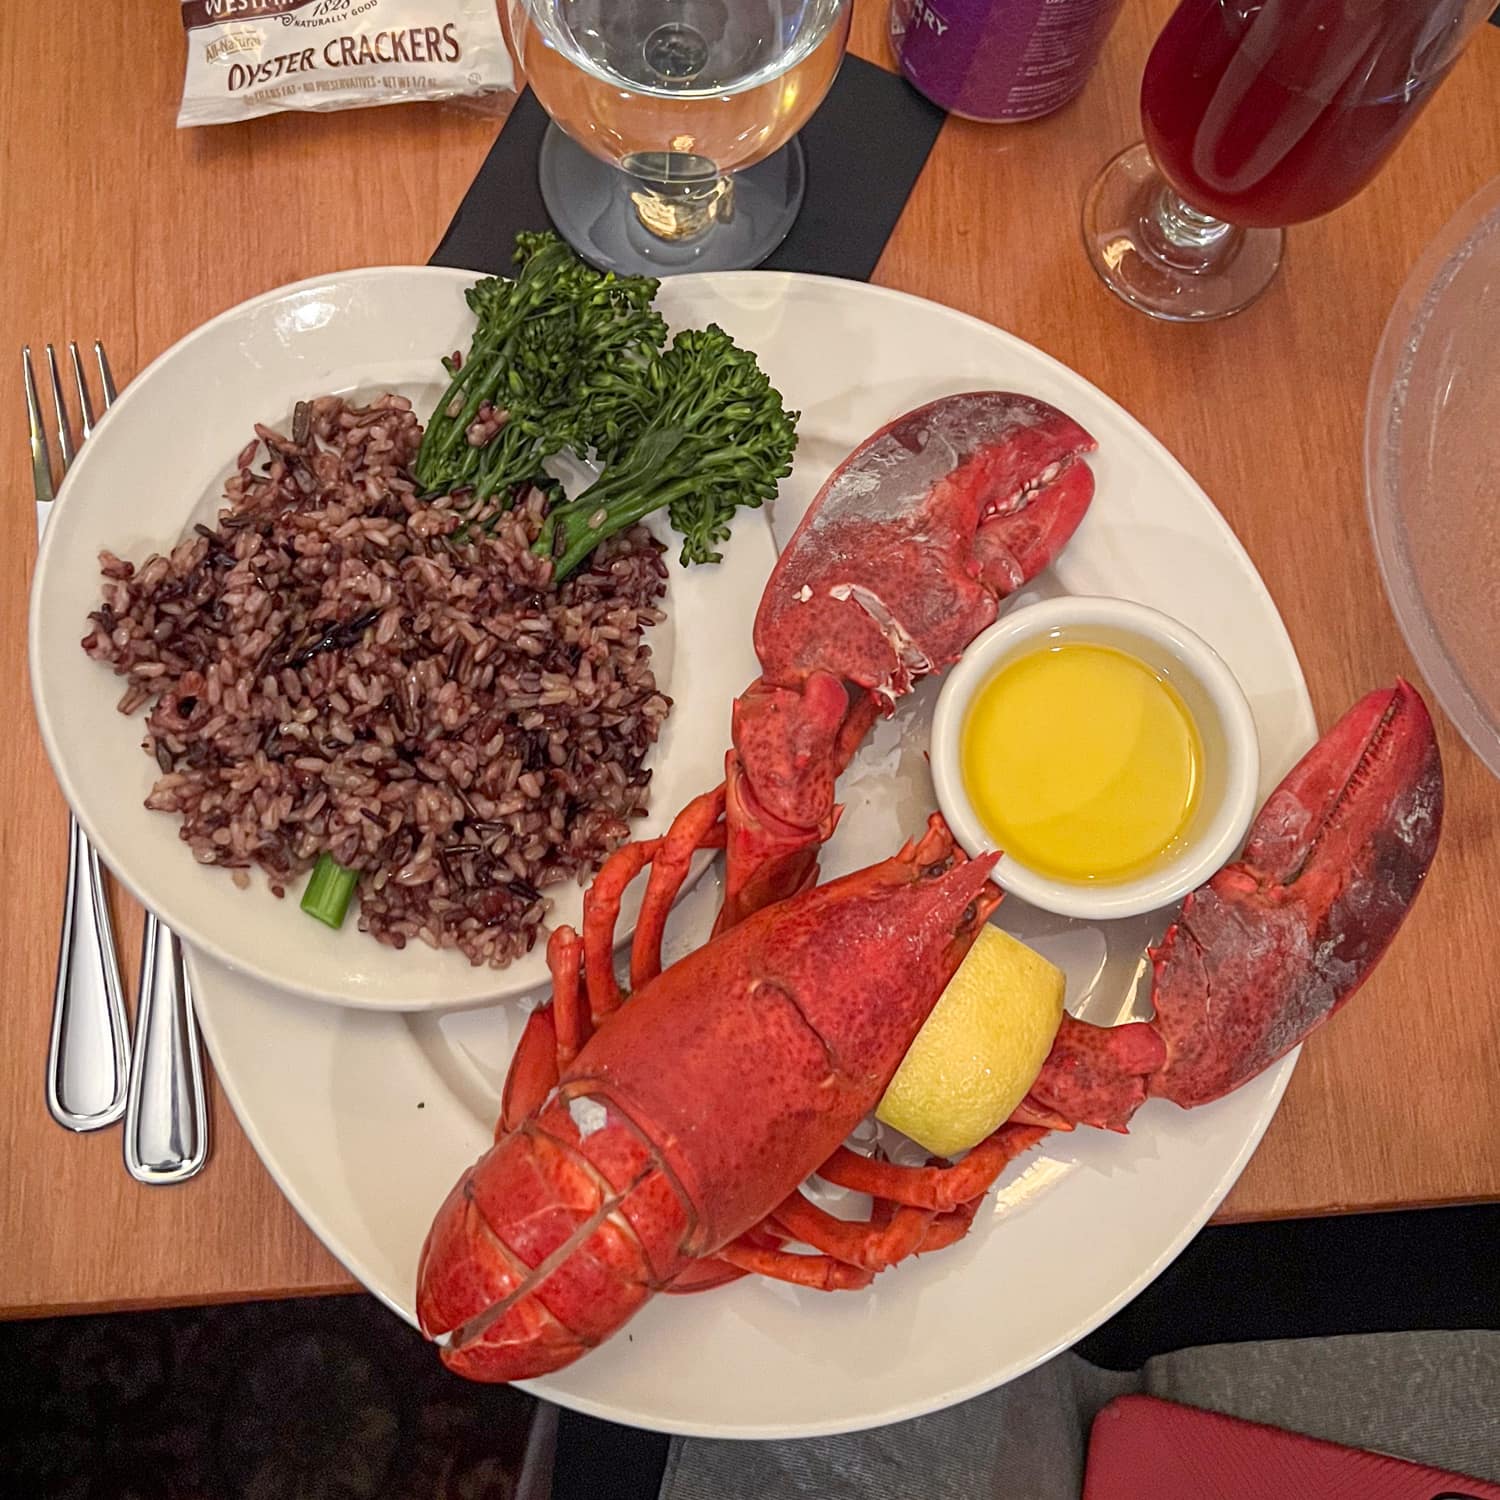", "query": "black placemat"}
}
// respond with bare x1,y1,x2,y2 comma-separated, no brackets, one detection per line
432,53,946,281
